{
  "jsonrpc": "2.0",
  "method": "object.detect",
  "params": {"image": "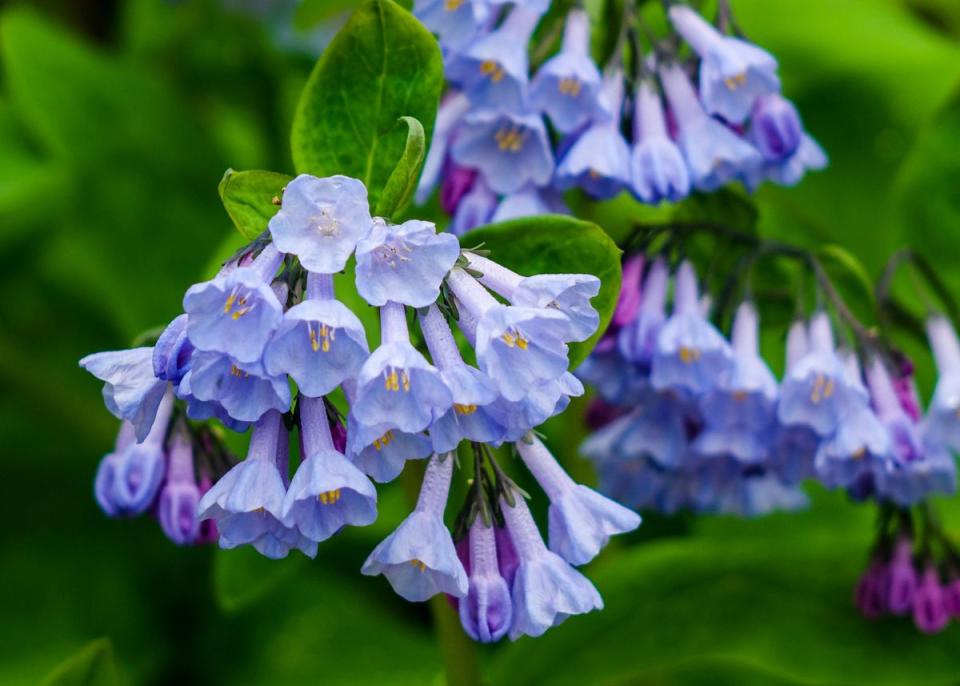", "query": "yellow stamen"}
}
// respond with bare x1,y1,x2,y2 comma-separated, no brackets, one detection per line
558,77,581,96
454,403,478,415
229,364,249,379
724,73,747,90
373,431,394,451
224,293,236,313
732,391,748,402
678,347,700,364
309,326,321,352
318,489,342,505
444,0,463,9
401,371,411,392
480,60,505,82
851,447,867,460
494,127,524,152
410,559,427,572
